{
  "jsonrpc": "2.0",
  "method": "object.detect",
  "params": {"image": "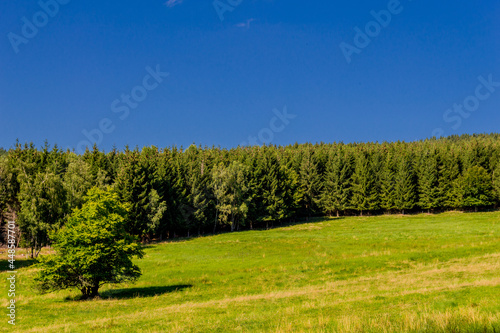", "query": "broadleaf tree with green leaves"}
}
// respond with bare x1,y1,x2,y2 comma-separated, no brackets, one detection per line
35,187,144,299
